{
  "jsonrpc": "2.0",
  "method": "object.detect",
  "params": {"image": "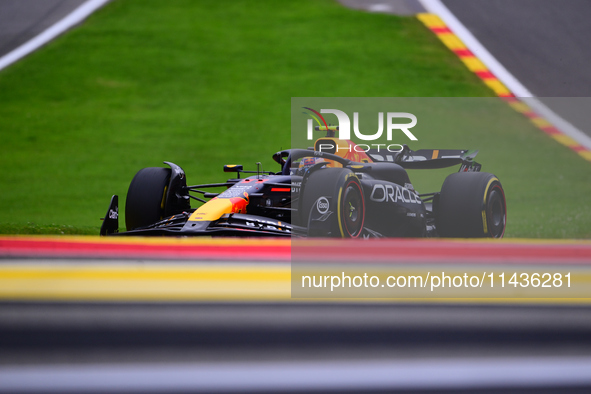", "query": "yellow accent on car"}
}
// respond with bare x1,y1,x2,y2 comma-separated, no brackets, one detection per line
161,185,168,210
337,187,344,237
188,198,234,221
